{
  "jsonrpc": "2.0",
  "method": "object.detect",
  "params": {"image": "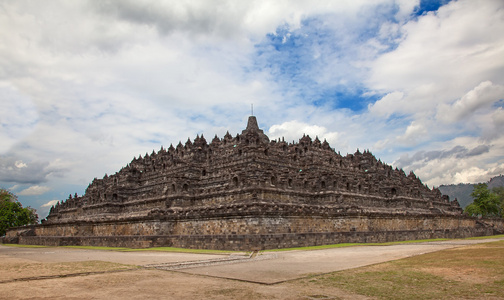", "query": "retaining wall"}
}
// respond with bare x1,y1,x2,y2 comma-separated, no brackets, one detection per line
3,213,502,250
